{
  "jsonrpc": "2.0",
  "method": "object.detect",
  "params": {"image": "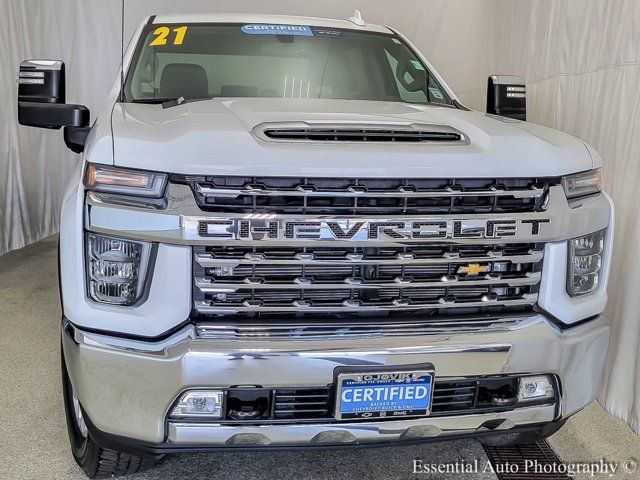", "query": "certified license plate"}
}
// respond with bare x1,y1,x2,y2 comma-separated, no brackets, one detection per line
335,369,434,420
